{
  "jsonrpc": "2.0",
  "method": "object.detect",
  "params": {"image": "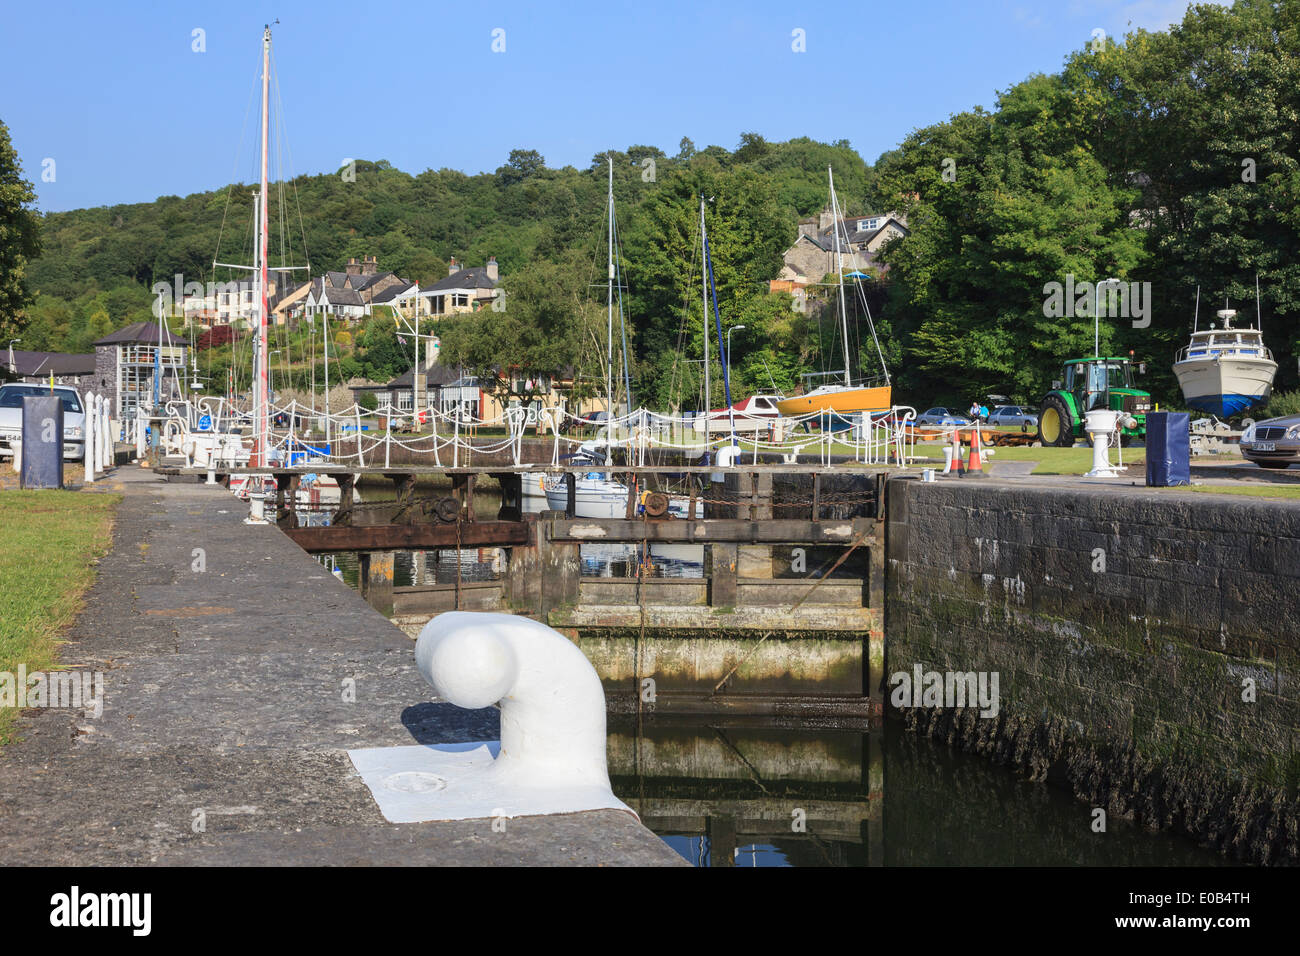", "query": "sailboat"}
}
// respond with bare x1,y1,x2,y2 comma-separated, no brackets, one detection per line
1173,285,1276,416
214,26,356,509
543,157,699,520
775,167,892,417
